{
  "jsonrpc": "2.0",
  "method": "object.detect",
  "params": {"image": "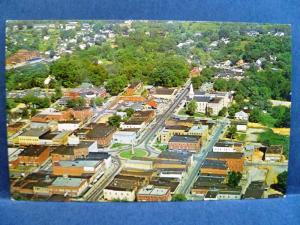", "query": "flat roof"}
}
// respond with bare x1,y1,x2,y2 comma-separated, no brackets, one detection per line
51,177,86,187
153,87,176,95
201,159,228,170
207,152,244,159
19,128,49,137
19,146,49,157
86,123,116,138
138,185,169,196
169,135,200,143
56,160,101,168
214,141,243,148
